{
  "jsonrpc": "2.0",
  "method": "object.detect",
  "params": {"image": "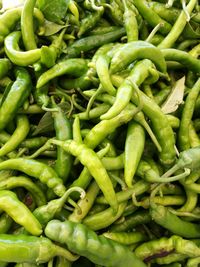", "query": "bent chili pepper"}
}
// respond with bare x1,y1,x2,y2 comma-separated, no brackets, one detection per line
45,219,147,267
0,190,42,236
0,158,66,197
4,31,41,66
48,139,118,213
